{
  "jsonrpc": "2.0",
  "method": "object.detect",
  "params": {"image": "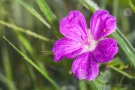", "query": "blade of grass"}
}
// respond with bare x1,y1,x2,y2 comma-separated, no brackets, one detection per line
113,0,119,17
19,45,39,90
129,0,135,13
0,73,17,90
35,0,62,38
109,66,135,79
17,0,61,38
7,17,49,75
26,62,40,90
128,29,135,44
1,5,14,90
112,0,132,67
118,76,125,90
79,80,87,90
15,31,49,75
3,36,60,90
0,20,51,42
112,29,135,67
100,0,108,9
120,12,129,33
16,0,50,28
79,0,99,12
2,45,13,90
80,0,135,67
